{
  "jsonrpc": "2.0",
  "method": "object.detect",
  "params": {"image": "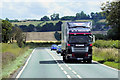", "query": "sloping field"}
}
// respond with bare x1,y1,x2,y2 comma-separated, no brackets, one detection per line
24,32,58,42
11,20,92,26
12,21,44,26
